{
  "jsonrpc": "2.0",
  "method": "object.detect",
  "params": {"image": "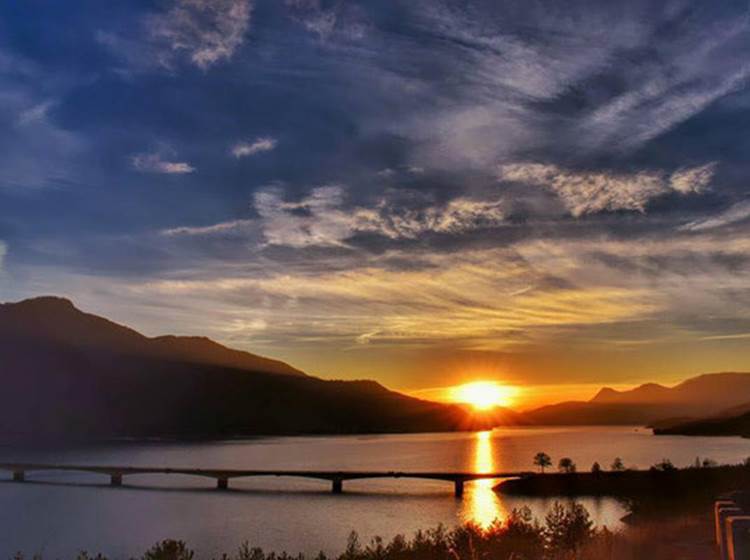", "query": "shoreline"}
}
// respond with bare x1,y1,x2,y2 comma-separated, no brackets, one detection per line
495,464,750,502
